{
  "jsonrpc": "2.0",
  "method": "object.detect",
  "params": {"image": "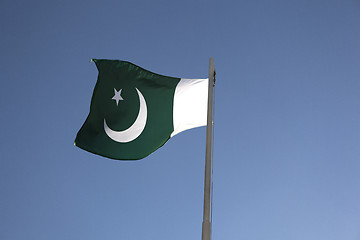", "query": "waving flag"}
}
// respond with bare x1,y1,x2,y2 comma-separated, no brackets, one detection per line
75,59,208,160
